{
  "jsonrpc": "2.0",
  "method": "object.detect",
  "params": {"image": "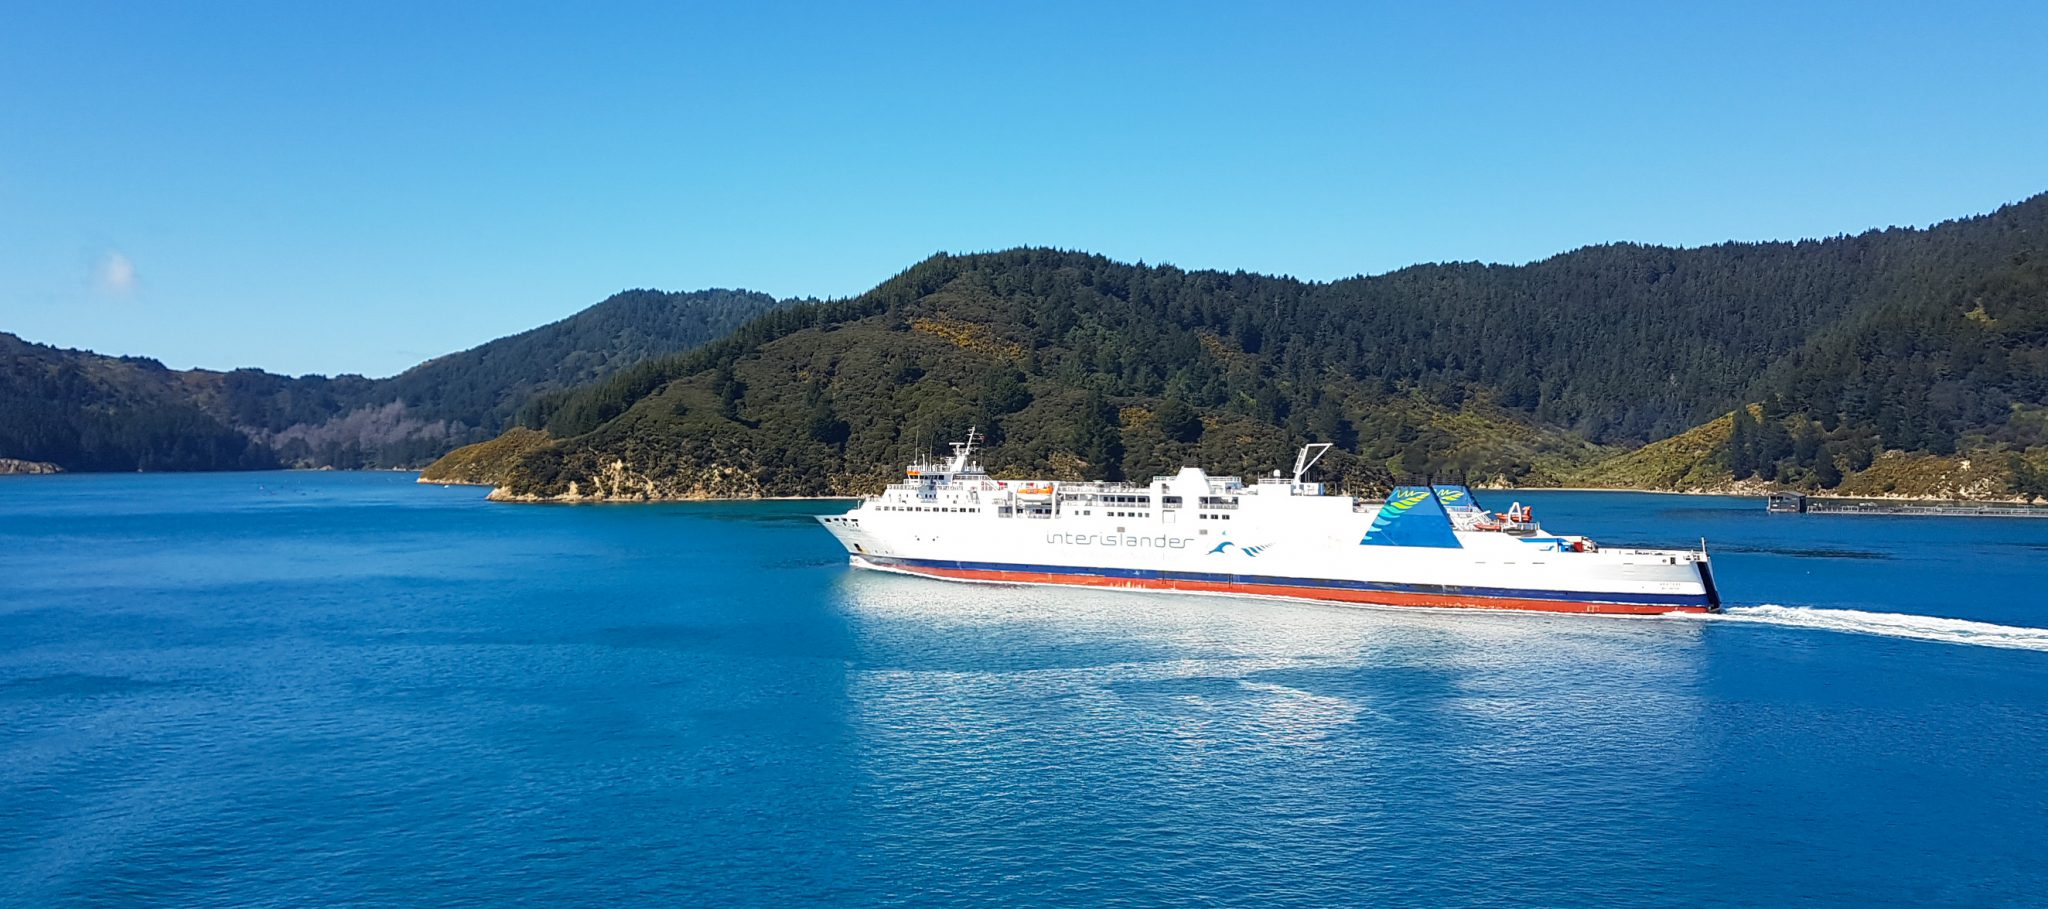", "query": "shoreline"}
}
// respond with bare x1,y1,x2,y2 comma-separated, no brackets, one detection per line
474,484,1756,505
1500,486,1759,497
480,489,863,504
12,467,2038,507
